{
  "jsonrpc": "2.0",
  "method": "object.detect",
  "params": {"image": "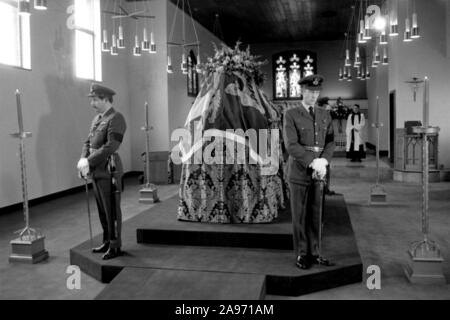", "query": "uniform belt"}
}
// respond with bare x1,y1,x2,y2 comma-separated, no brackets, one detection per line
304,146,323,153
